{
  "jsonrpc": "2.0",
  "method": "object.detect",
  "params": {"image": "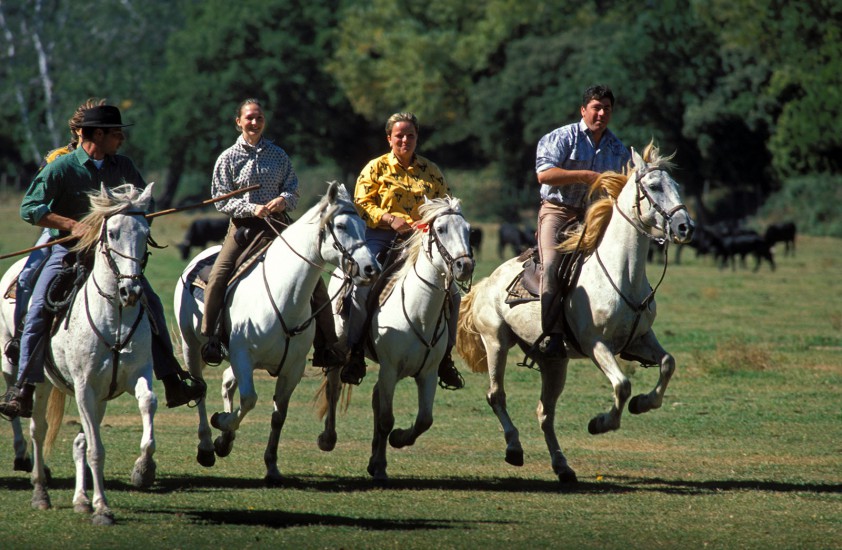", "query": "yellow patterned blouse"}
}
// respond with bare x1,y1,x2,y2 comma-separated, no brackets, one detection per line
354,152,450,229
